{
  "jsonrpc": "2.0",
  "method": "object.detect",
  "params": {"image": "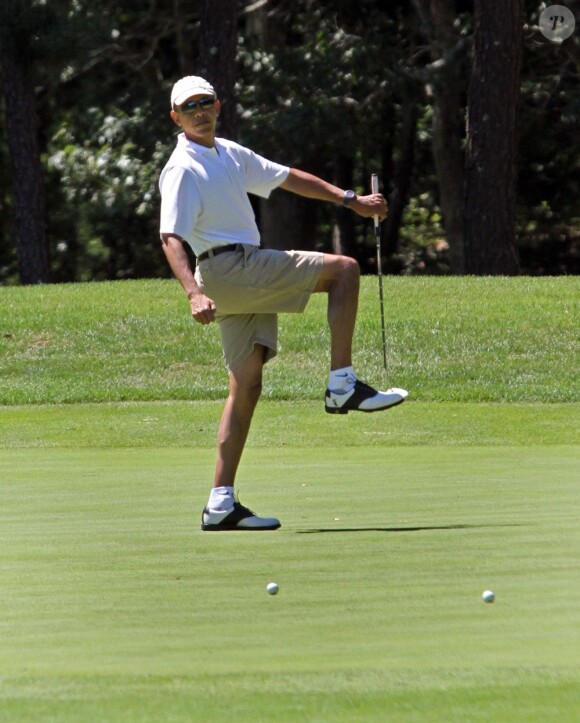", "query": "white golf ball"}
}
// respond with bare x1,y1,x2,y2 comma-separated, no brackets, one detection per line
482,590,495,603
266,582,279,595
